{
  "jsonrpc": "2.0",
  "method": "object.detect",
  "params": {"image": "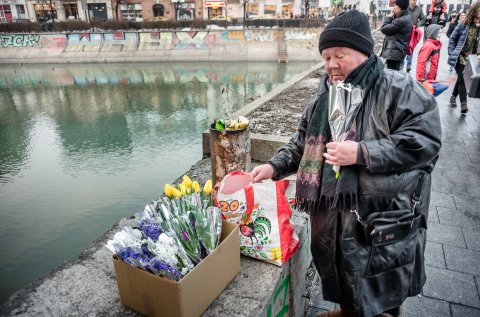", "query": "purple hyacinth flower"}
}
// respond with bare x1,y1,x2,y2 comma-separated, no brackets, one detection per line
139,219,163,241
